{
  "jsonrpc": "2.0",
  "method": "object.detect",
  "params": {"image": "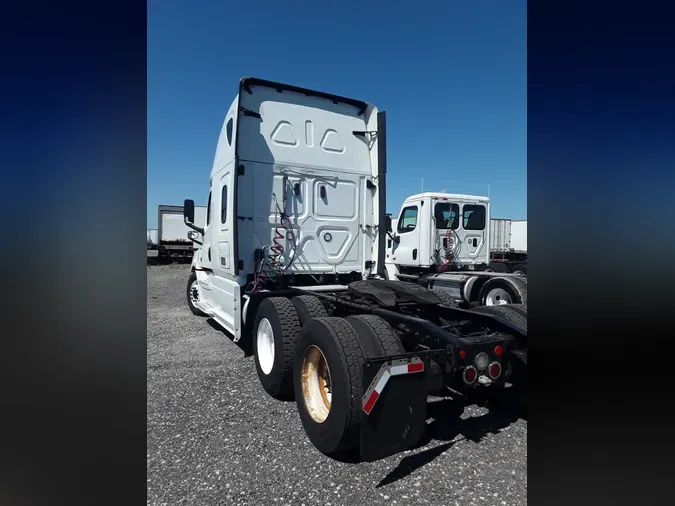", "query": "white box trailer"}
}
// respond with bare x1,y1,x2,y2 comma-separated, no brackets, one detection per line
157,205,206,261
489,218,527,254
488,218,527,275
510,220,527,252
